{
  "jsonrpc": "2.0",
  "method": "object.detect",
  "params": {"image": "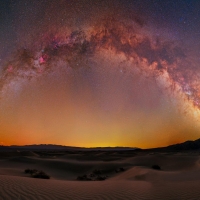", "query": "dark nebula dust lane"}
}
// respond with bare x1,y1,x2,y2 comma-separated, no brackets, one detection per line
0,0,200,147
